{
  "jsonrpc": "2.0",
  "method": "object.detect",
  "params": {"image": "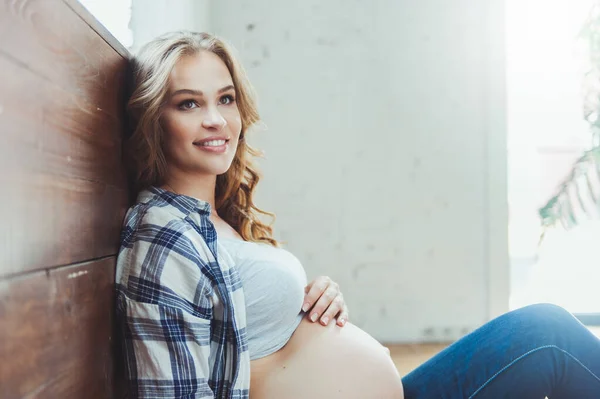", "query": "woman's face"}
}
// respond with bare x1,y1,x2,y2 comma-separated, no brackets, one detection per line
161,51,242,178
